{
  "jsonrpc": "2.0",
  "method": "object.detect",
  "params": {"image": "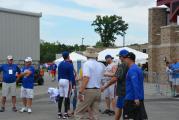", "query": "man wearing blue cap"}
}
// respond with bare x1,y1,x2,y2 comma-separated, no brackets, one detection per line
58,51,75,119
123,52,147,120
102,55,117,115
101,49,129,120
